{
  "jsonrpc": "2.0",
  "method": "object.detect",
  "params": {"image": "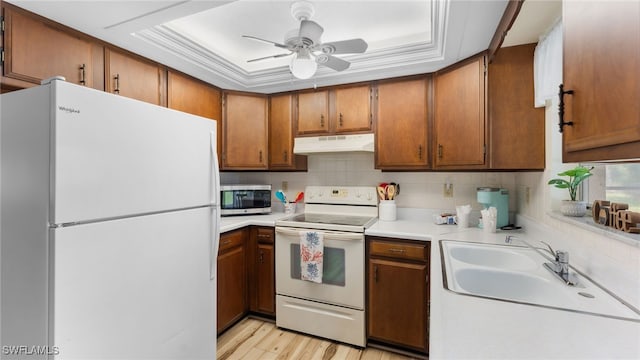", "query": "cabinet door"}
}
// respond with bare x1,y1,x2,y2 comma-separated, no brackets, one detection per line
434,55,487,169
269,94,307,170
105,48,164,106
375,78,429,170
256,243,275,315
333,85,372,133
368,258,428,353
489,44,544,170
3,7,101,89
222,92,268,170
217,230,247,334
167,71,222,161
297,91,330,135
562,1,640,162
